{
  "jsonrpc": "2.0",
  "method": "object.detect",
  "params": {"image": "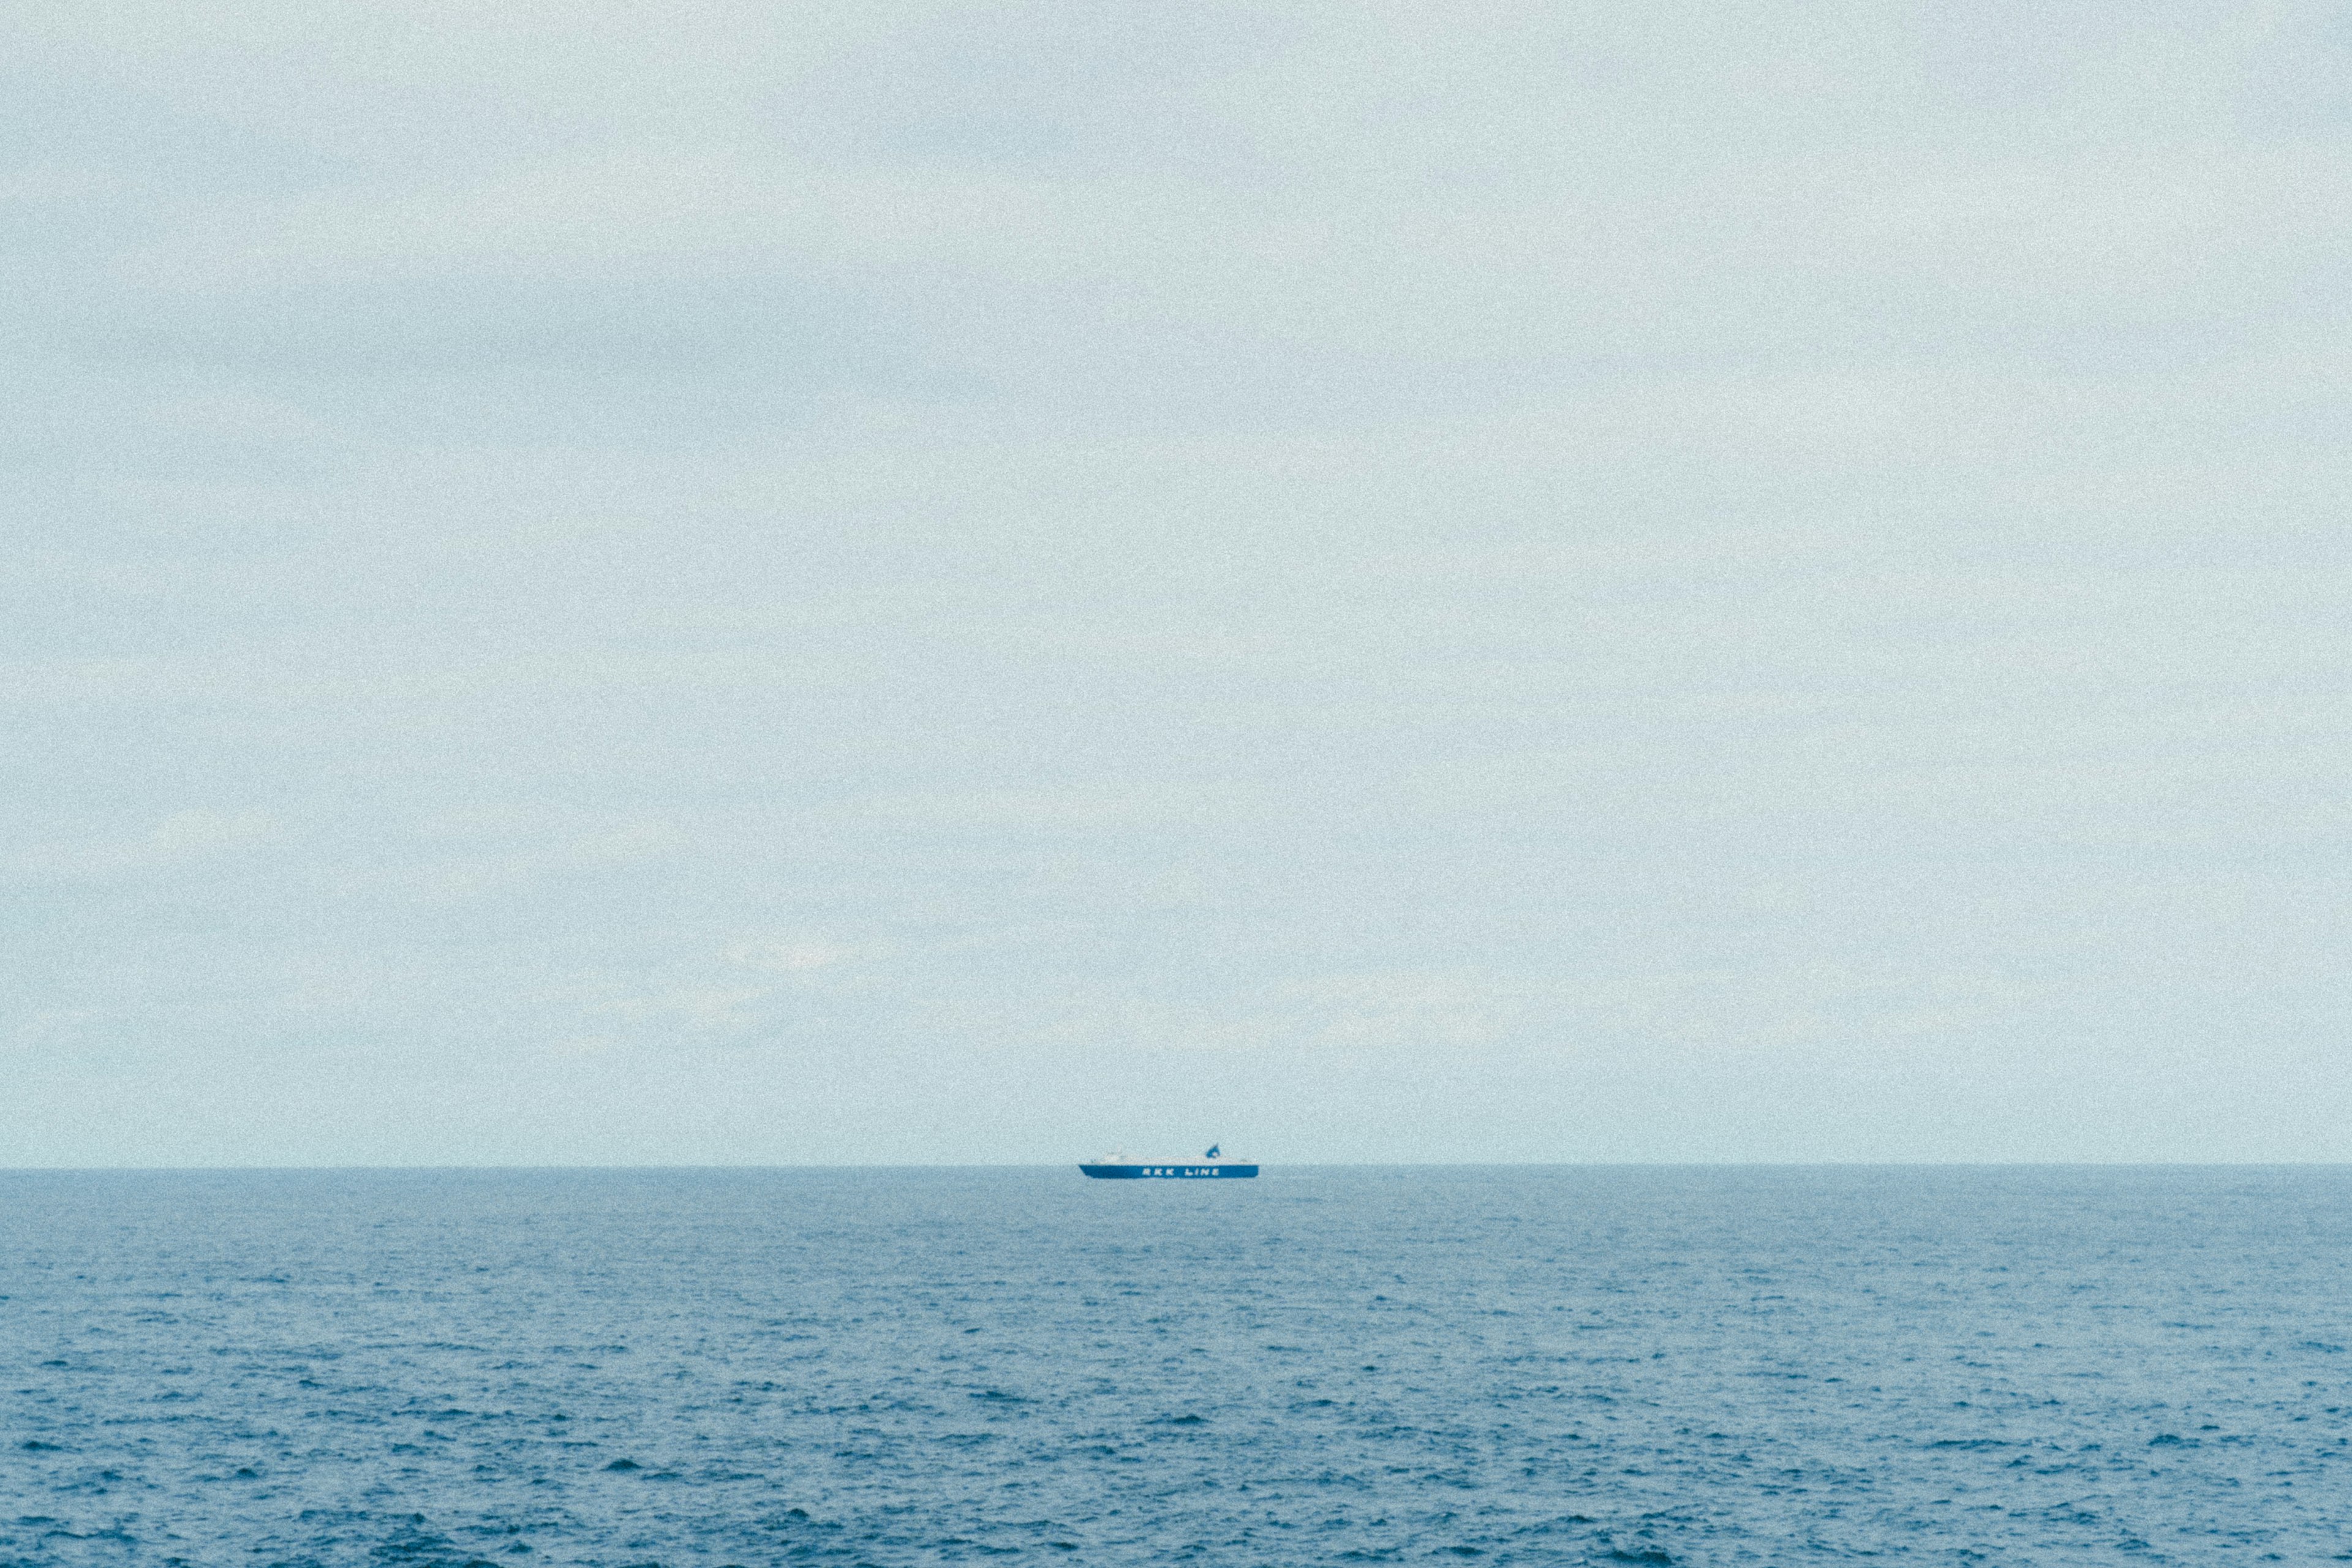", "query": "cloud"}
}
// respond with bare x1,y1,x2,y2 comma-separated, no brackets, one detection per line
724,938,862,974
592,984,776,1034
12,810,278,883
17,0,2343,430
850,788,1207,832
